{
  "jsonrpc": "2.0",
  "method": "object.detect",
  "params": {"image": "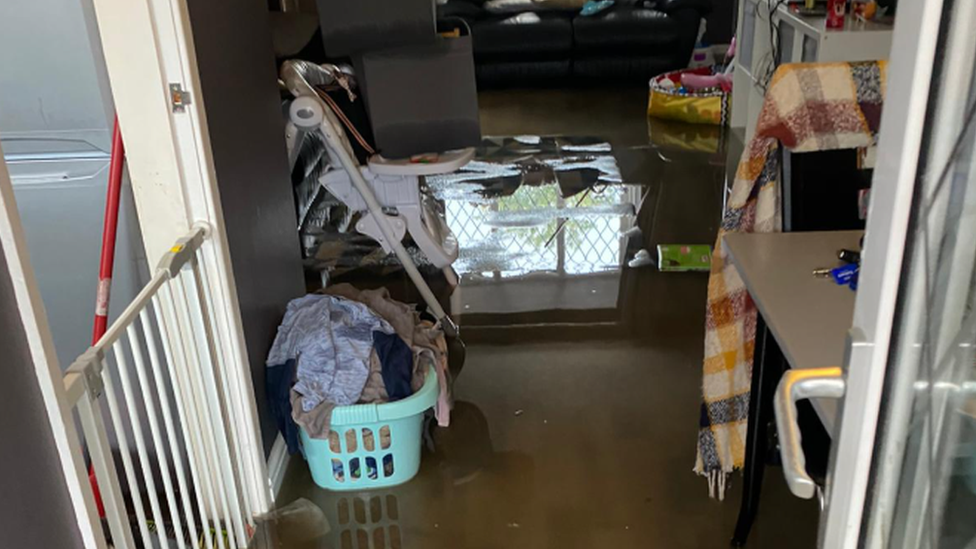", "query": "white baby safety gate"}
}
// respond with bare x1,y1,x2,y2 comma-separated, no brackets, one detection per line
64,224,262,549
